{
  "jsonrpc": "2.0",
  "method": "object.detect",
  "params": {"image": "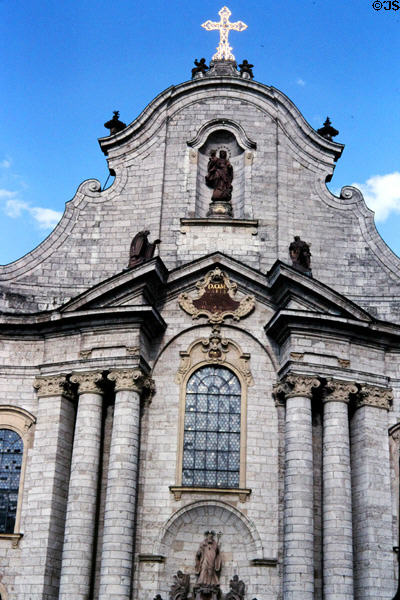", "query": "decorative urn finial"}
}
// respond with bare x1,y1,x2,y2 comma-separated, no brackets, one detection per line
317,117,339,141
104,111,127,135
